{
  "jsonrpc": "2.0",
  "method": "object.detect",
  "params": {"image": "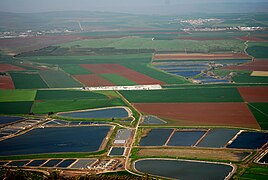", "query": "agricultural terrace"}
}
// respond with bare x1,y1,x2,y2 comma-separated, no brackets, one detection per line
119,87,244,103
59,37,245,53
